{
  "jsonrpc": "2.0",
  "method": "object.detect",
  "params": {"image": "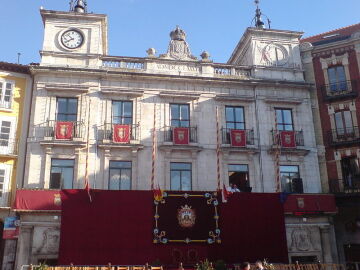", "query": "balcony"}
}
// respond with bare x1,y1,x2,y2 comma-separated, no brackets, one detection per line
321,80,358,101
271,130,304,147
0,139,18,156
39,120,85,147
328,127,360,146
329,178,360,194
98,123,140,144
163,126,197,143
221,128,255,146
